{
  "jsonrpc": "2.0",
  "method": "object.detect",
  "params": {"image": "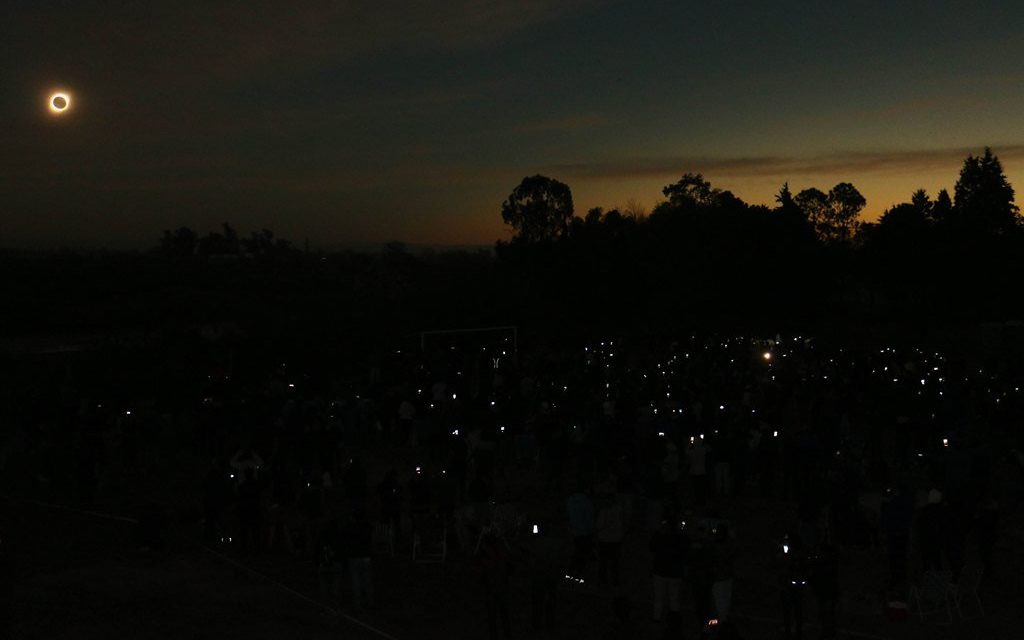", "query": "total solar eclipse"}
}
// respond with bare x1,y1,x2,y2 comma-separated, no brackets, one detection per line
49,92,70,114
